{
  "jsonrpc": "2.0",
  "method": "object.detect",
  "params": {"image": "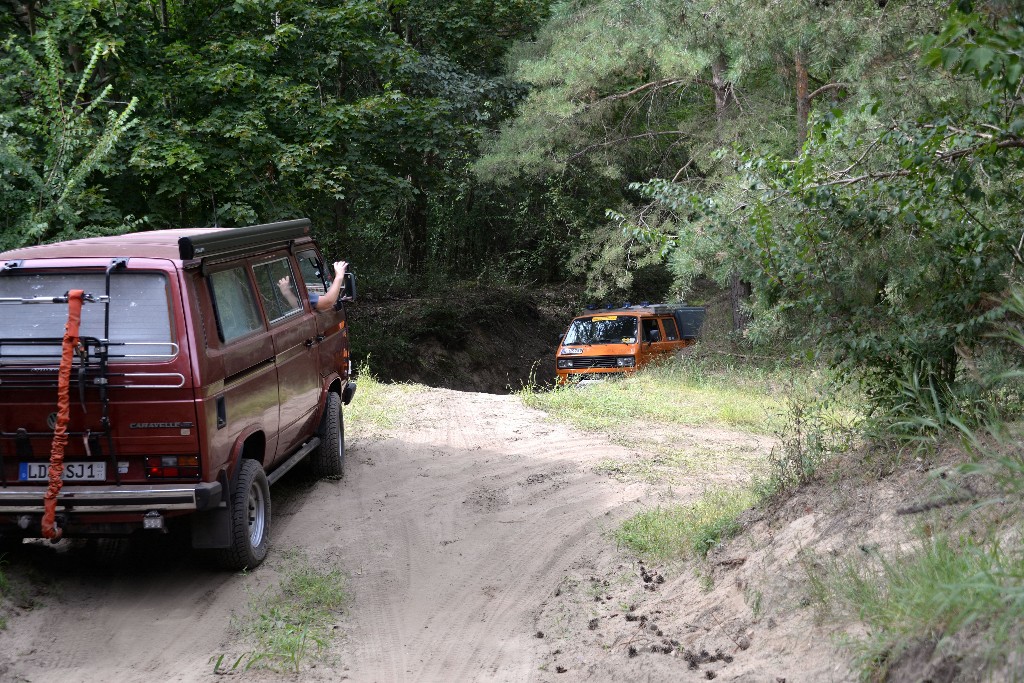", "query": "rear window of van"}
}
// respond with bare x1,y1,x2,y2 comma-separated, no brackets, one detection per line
0,272,175,361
